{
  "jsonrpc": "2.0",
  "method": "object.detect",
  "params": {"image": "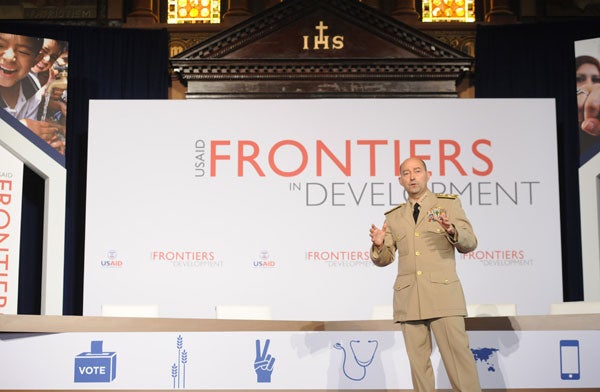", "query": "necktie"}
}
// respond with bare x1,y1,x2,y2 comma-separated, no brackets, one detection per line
413,203,420,223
